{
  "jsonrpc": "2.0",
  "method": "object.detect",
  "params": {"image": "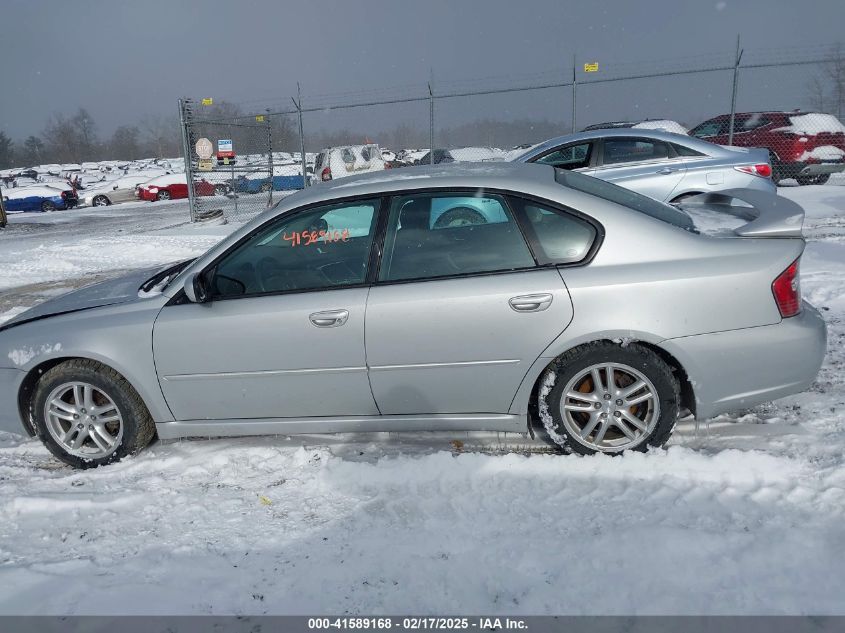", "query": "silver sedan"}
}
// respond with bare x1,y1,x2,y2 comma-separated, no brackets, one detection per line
0,163,826,468
512,129,776,203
